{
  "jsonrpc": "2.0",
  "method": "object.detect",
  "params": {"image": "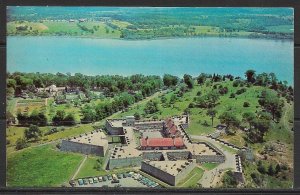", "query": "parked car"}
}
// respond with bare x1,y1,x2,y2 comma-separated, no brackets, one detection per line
117,174,122,179
112,174,118,180
98,176,103,182
108,175,112,180
103,176,108,181
123,173,127,178
78,179,84,186
83,179,89,185
69,180,76,187
93,177,98,183
89,178,94,184
129,172,134,177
